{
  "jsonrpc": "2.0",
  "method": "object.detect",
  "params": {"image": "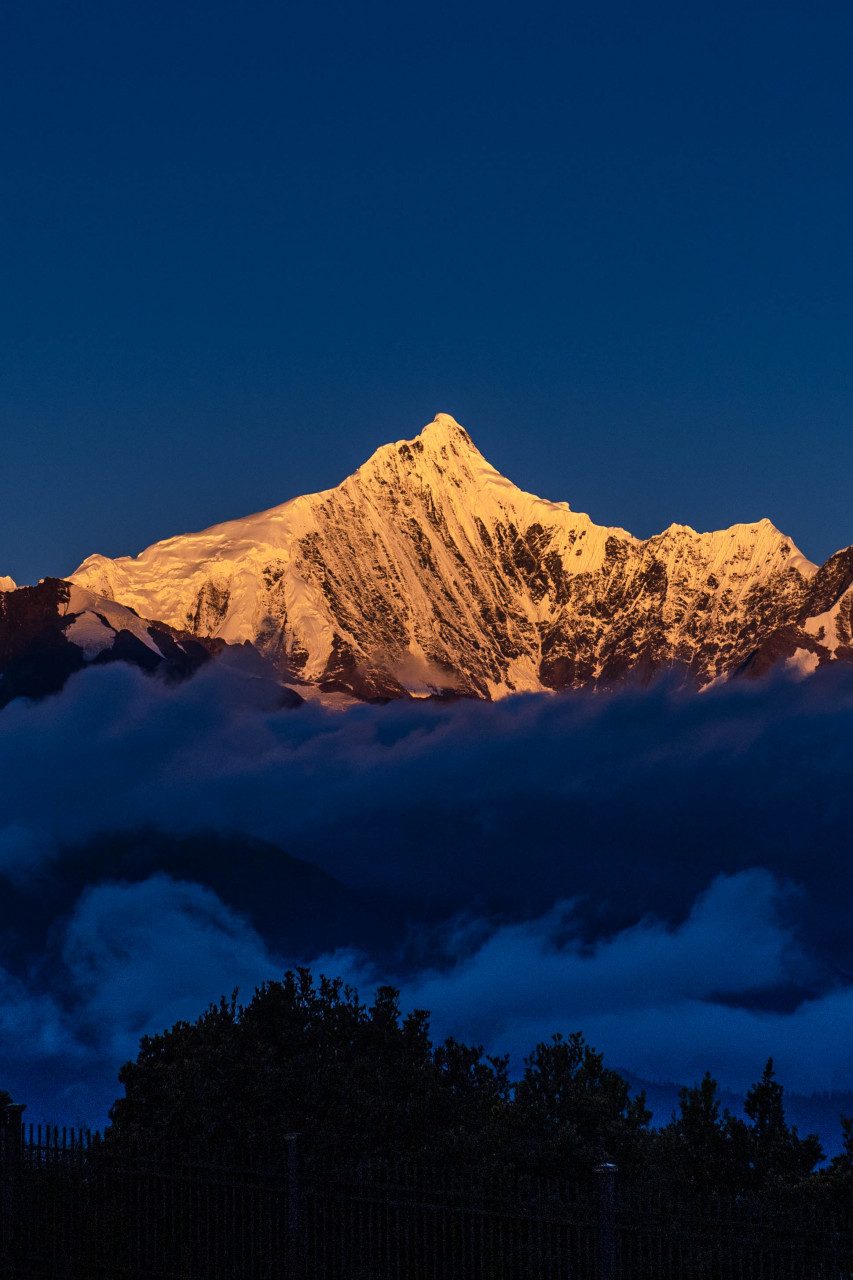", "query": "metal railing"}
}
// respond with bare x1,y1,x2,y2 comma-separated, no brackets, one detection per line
2,1122,853,1279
